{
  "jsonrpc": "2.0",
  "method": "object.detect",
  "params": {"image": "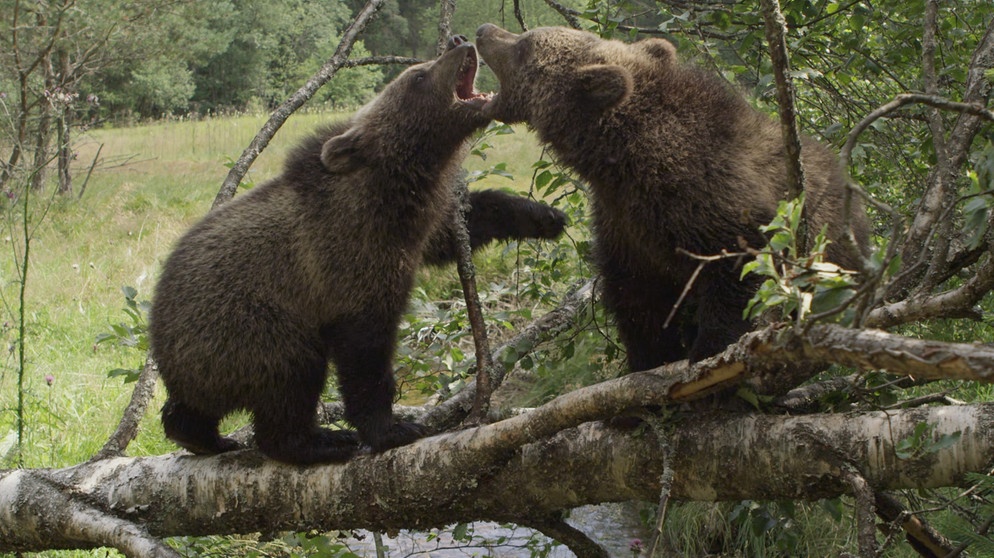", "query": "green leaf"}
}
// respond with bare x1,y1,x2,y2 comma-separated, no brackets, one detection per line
894,438,915,460
534,170,553,190
821,498,844,522
108,368,141,383
736,386,761,409
926,431,962,454
122,285,138,300
810,285,855,315
452,522,470,541
499,348,519,368
94,332,116,344
740,259,760,279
